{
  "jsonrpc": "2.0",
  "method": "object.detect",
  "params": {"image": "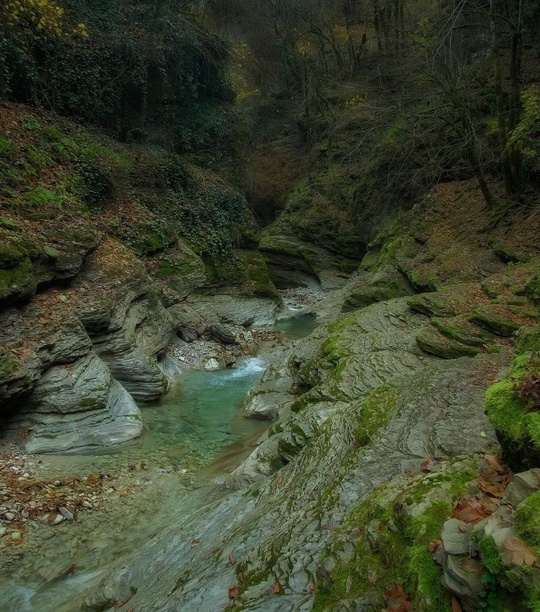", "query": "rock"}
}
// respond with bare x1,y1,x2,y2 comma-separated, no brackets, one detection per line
58,507,74,521
10,531,21,541
204,358,221,371
442,555,484,607
208,324,237,345
178,328,198,343
4,512,15,521
82,501,93,509
441,518,473,555
77,298,502,612
503,469,540,507
188,294,283,327
52,514,64,525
